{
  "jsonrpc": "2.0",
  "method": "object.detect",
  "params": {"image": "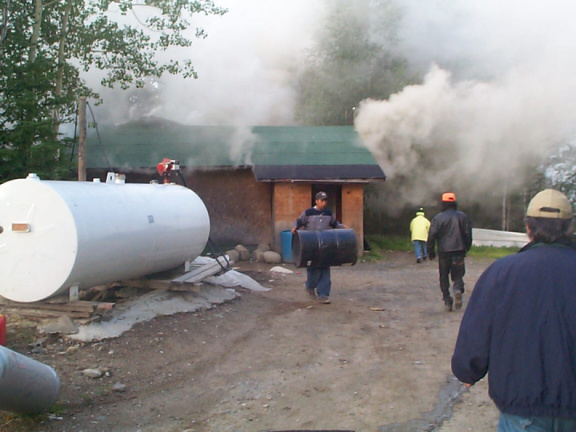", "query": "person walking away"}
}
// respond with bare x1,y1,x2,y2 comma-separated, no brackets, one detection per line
427,192,472,311
291,191,346,304
451,189,576,432
410,208,431,263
